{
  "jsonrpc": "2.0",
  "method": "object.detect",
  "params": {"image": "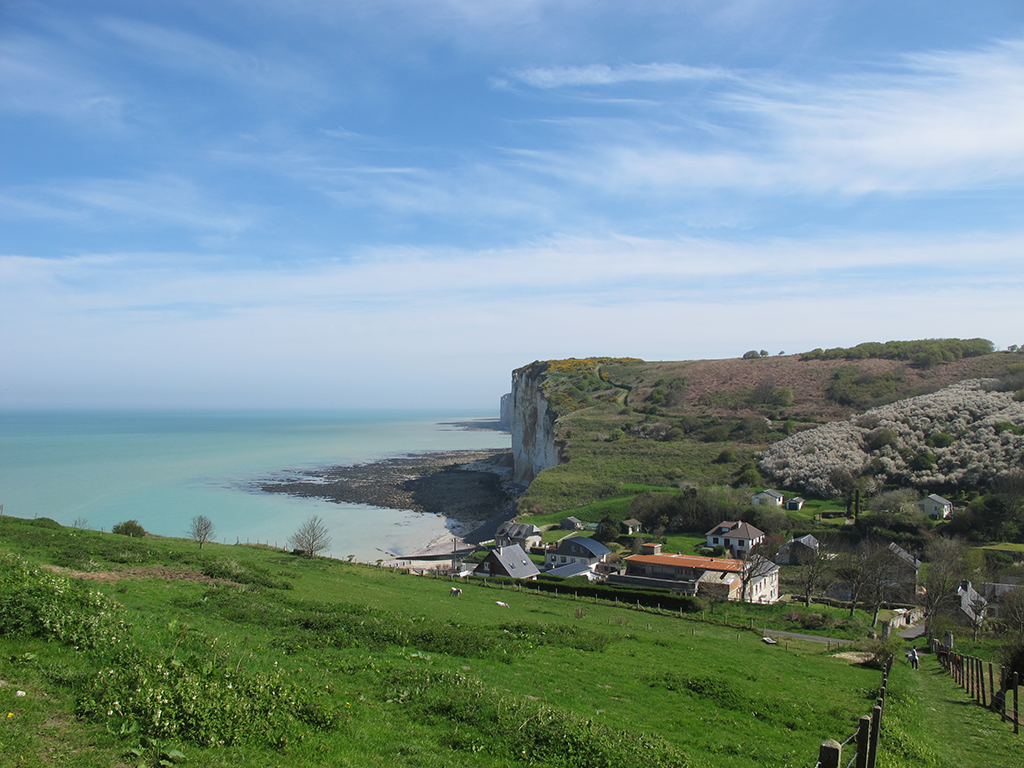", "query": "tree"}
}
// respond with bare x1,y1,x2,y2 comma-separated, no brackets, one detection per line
795,535,836,608
836,540,899,625
593,515,619,543
741,539,781,602
1001,586,1024,635
188,514,215,549
289,515,332,557
921,537,969,619
112,519,146,538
